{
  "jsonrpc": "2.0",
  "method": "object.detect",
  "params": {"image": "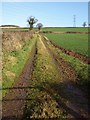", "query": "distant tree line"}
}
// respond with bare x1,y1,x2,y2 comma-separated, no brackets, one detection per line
0,25,20,27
